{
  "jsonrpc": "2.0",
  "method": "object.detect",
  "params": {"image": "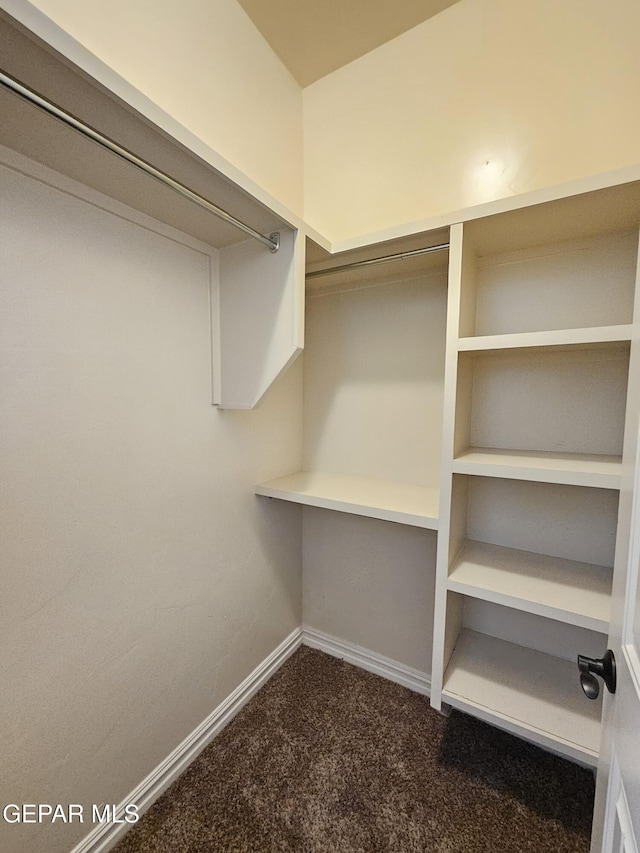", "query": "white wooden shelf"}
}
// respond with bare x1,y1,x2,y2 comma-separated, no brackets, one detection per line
442,630,602,765
458,324,632,353
255,471,439,529
452,448,622,489
448,540,612,632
